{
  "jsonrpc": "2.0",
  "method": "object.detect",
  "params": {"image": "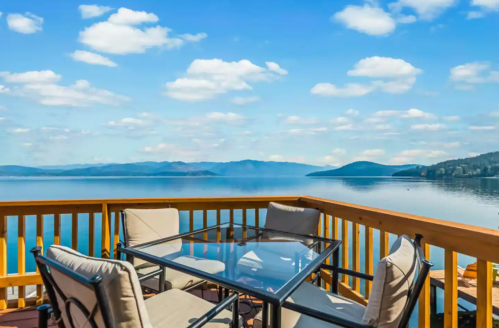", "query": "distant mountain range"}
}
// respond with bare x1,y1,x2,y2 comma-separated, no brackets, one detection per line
0,160,334,177
307,161,418,177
